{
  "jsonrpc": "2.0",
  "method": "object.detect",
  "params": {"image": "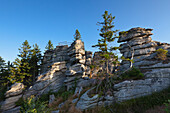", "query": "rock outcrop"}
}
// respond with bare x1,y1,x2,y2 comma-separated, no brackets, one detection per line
64,40,86,89
1,28,170,112
1,83,24,113
118,27,170,72
115,27,170,102
24,61,67,98
24,40,92,98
